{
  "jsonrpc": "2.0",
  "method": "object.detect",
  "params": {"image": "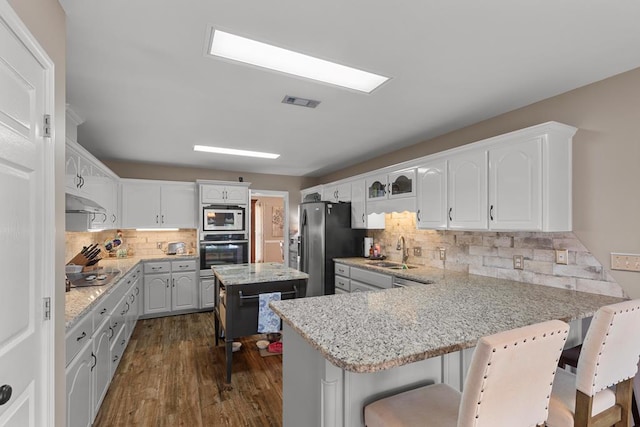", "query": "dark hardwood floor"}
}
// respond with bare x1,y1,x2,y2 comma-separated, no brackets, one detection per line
93,313,283,427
